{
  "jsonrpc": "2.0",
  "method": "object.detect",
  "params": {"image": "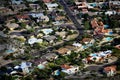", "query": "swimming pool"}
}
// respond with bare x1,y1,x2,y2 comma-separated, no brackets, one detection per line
105,37,113,41
5,49,14,54
38,64,45,69
104,25,109,28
